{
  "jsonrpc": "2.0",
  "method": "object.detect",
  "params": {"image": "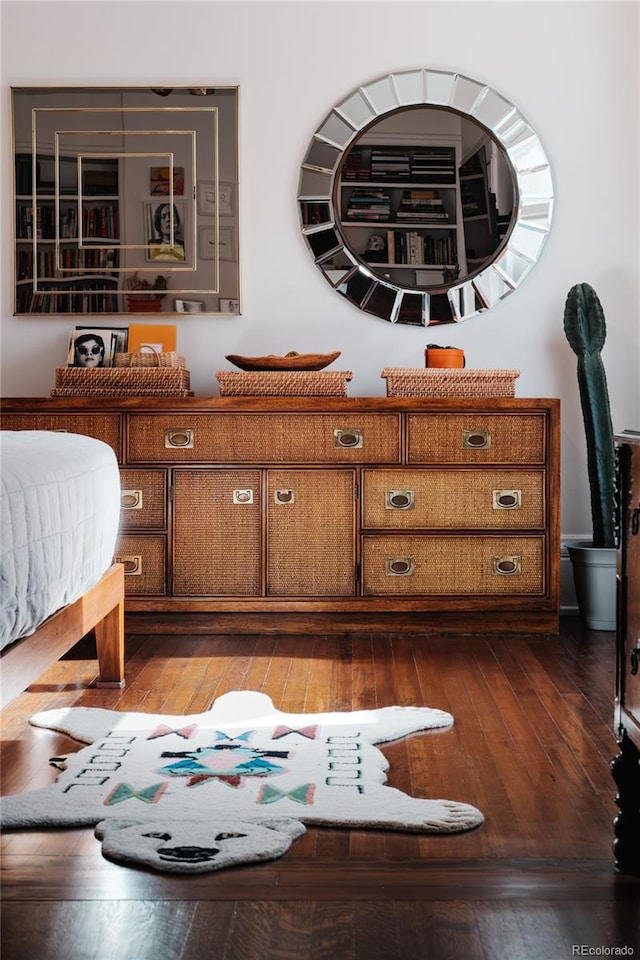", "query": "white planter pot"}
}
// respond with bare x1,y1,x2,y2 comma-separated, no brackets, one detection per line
566,542,617,631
